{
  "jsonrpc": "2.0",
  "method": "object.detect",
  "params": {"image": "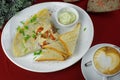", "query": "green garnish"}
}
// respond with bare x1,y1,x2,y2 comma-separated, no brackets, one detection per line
30,15,37,23
17,26,21,31
17,26,25,35
34,50,42,55
20,21,29,30
20,29,25,35
32,34,36,38
33,50,42,60
32,31,37,38
24,26,29,30
84,27,87,31
24,34,31,41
